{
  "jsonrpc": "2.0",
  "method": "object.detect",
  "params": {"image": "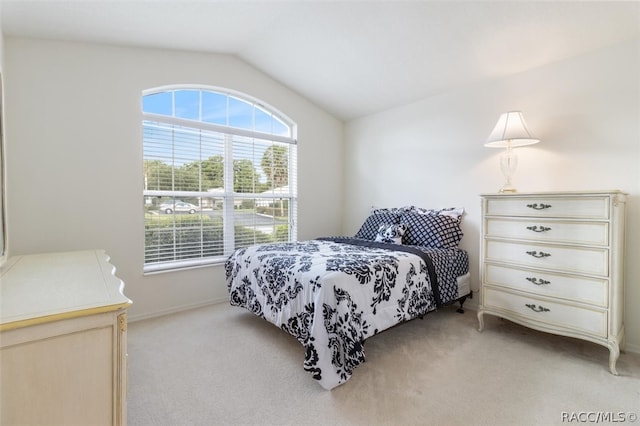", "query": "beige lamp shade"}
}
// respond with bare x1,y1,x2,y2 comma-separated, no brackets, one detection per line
485,111,539,147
